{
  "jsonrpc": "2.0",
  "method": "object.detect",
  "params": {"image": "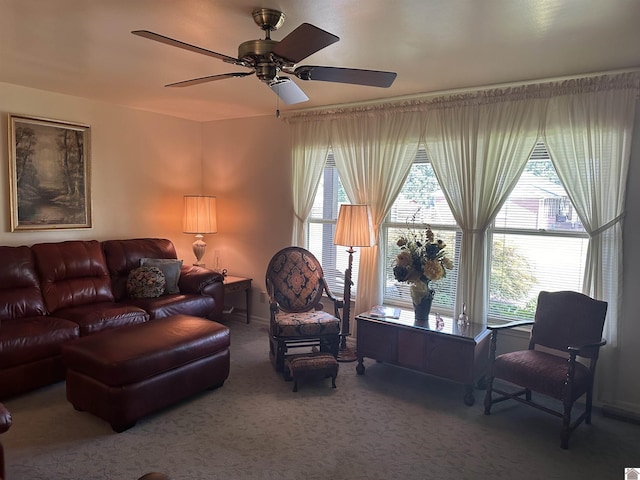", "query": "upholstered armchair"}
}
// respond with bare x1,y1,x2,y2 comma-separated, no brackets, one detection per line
484,290,607,449
0,403,11,480
265,247,342,372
